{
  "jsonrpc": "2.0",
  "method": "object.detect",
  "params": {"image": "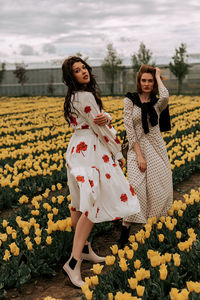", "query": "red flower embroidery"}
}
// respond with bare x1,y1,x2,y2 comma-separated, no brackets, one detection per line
102,155,109,163
120,193,128,202
84,106,91,113
130,184,135,196
76,175,85,183
95,207,100,218
104,136,109,143
94,145,96,151
71,206,76,212
71,147,74,154
81,124,89,129
85,211,88,217
69,115,77,126
89,179,94,187
105,173,111,179
113,163,117,167
109,125,112,129
76,142,88,156
115,137,120,144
